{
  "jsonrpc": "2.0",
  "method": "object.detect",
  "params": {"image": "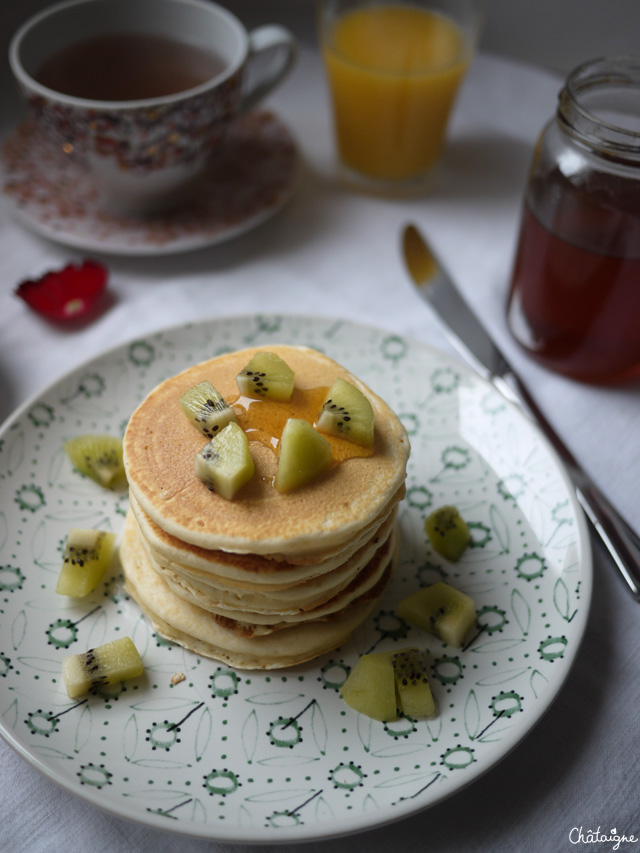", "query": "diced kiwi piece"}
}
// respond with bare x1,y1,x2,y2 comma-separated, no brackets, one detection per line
64,434,125,488
274,418,332,493
316,377,374,448
56,528,116,597
195,421,254,500
424,505,471,561
392,648,435,718
62,636,143,699
179,380,236,439
397,582,477,648
236,351,295,401
340,650,398,722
